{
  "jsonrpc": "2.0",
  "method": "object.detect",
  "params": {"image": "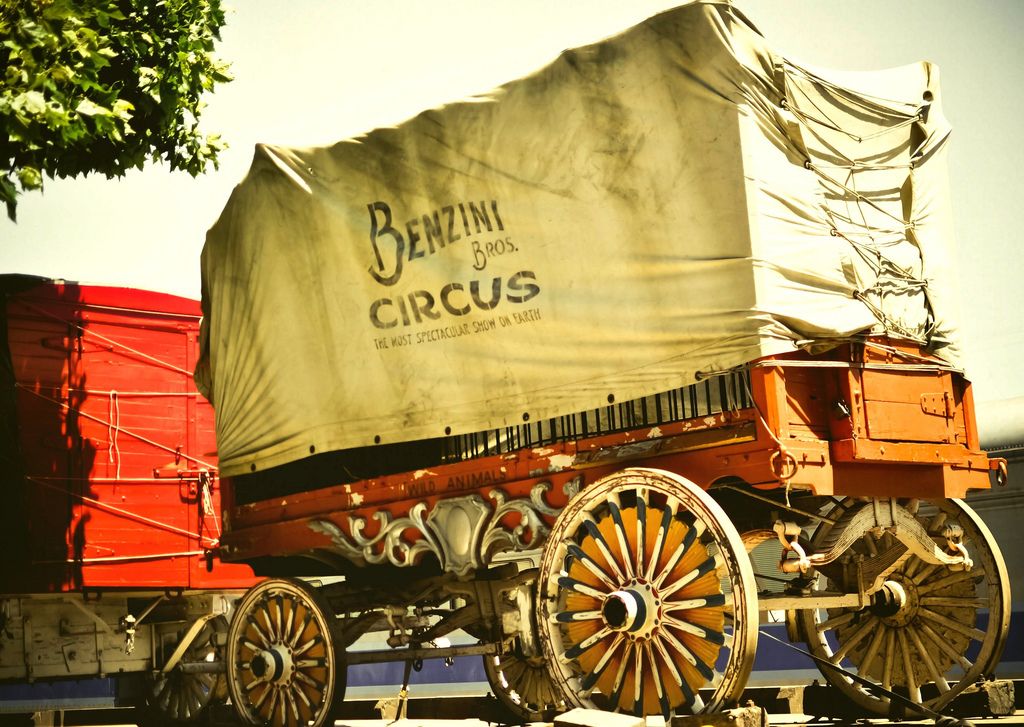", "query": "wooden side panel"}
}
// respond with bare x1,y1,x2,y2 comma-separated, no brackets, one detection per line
781,366,830,441
861,370,958,443
73,311,193,588
1,280,256,593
